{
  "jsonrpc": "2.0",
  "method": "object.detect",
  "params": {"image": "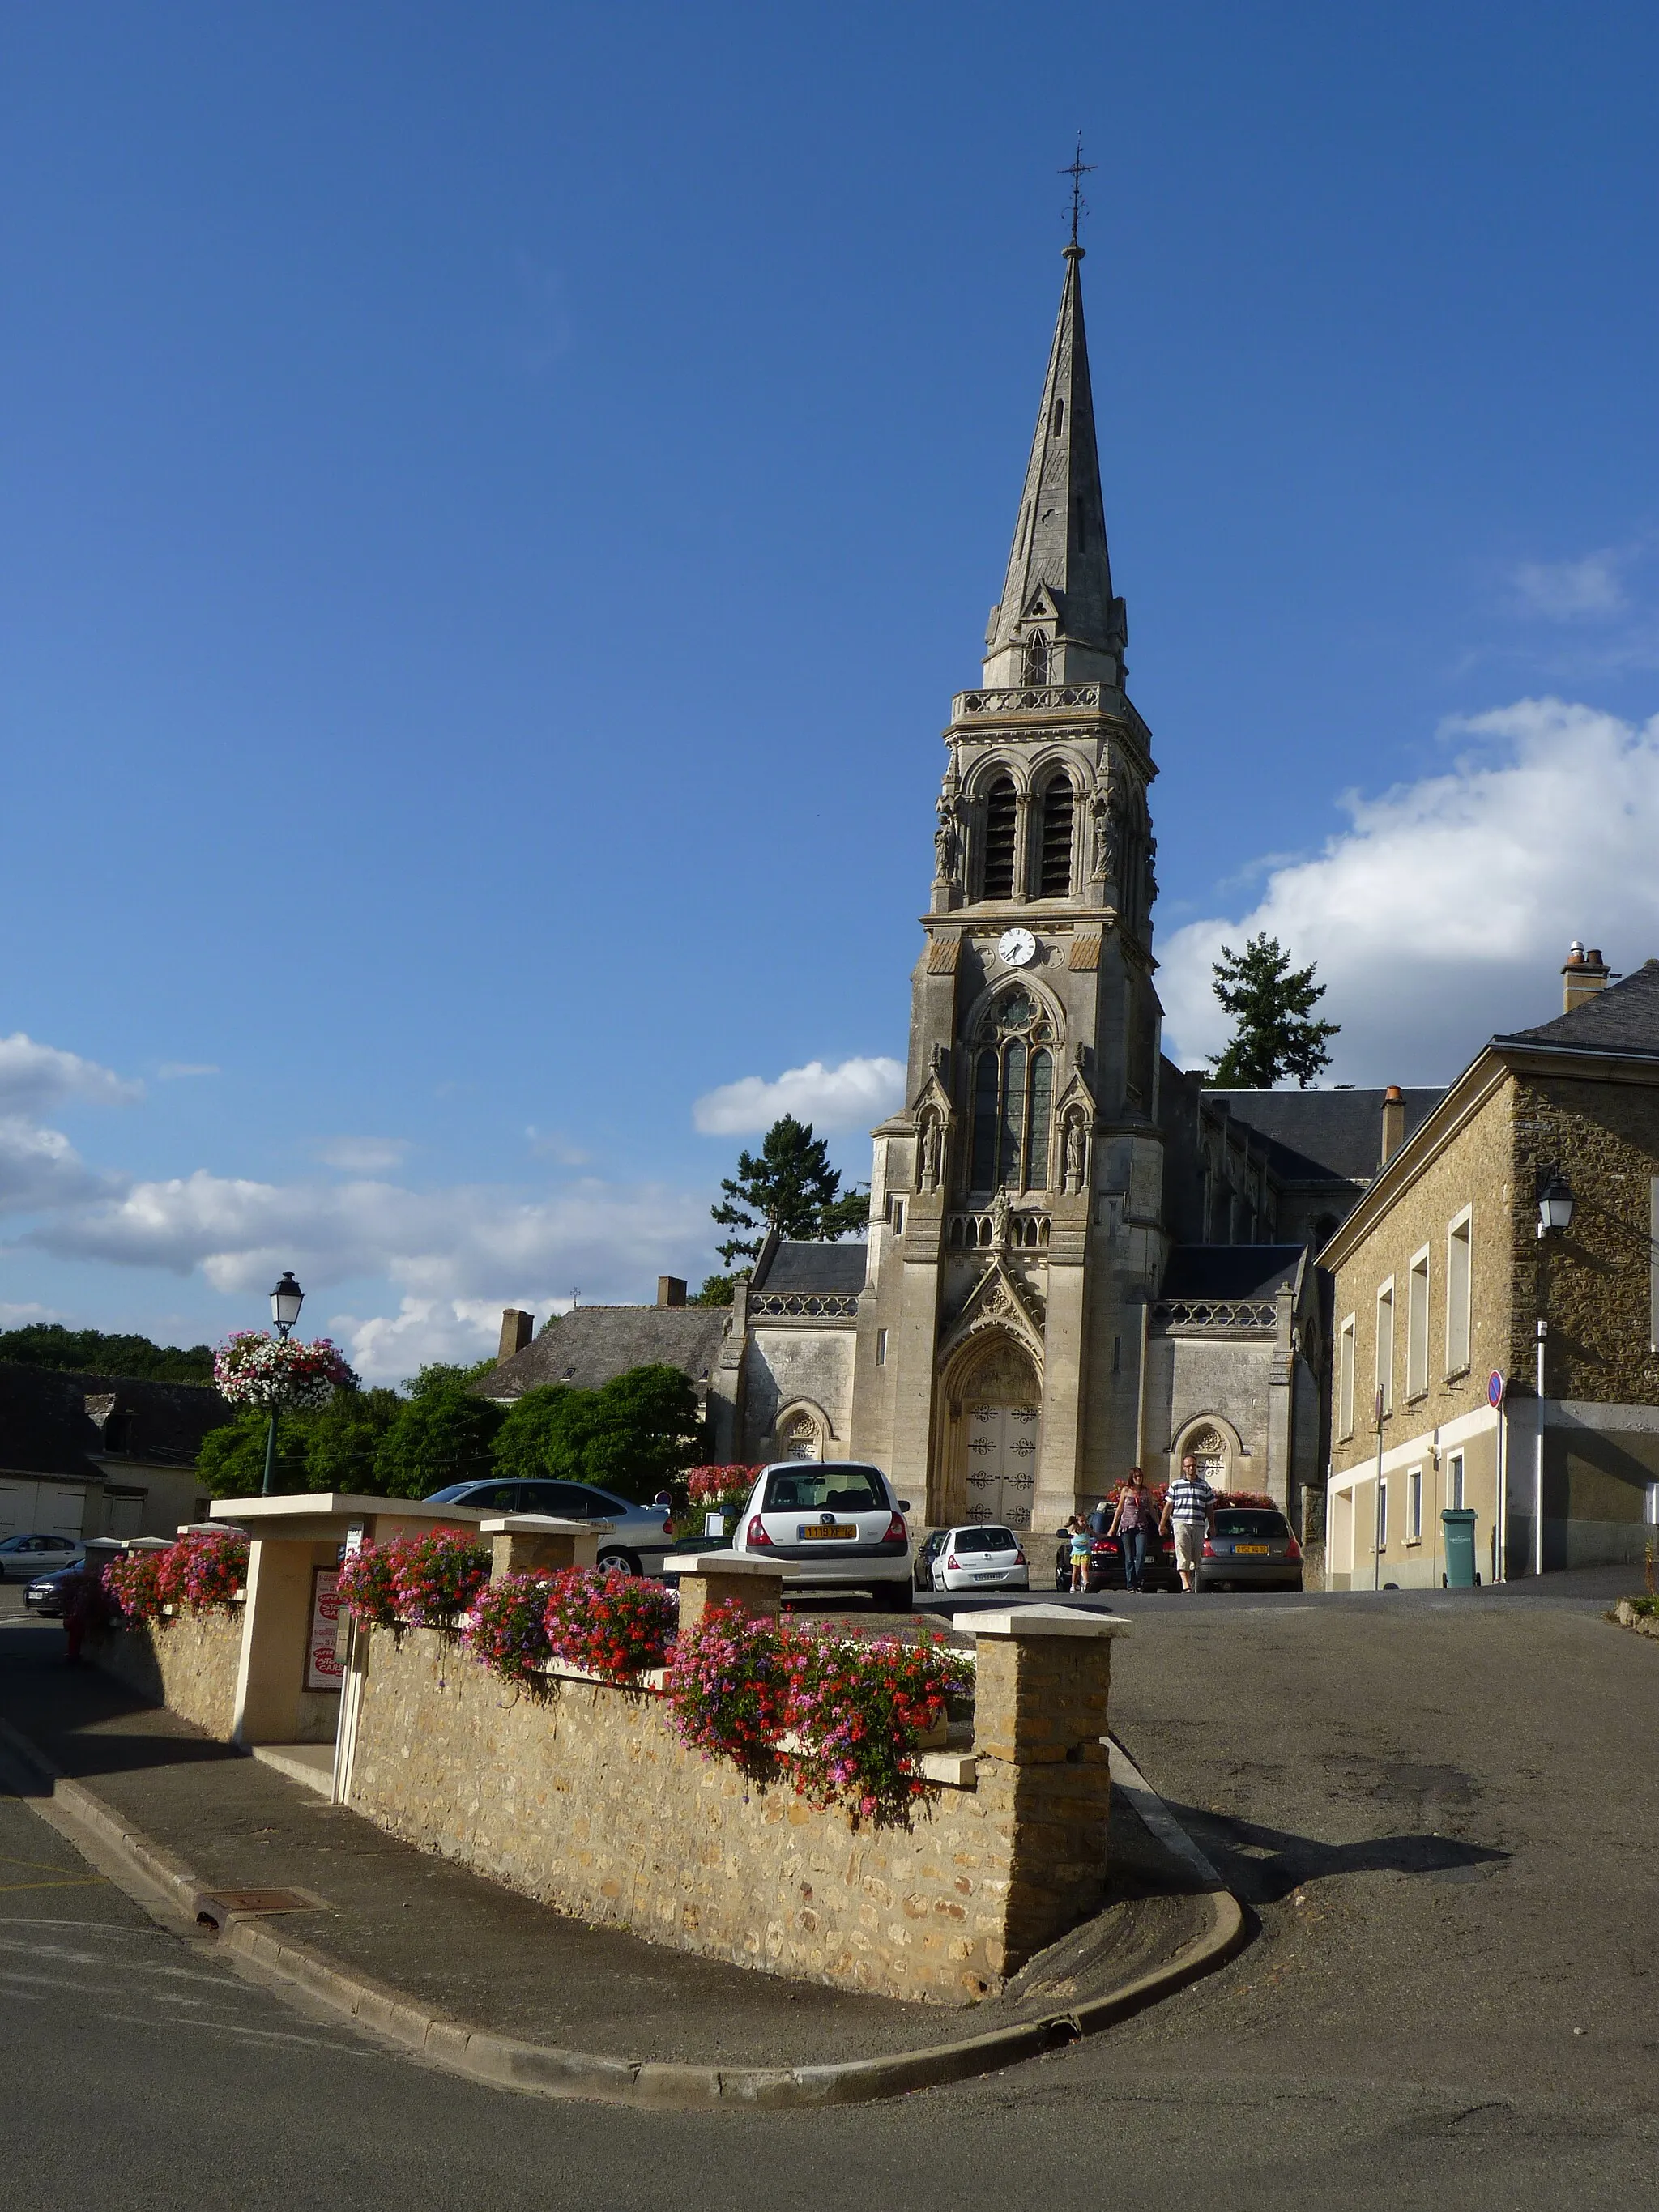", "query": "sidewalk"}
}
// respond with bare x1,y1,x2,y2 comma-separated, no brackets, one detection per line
0,1617,1238,2095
